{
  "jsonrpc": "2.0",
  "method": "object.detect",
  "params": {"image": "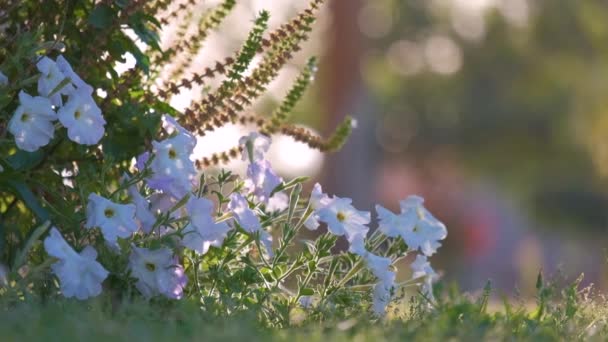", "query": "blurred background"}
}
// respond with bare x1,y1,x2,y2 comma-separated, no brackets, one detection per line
150,0,608,294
